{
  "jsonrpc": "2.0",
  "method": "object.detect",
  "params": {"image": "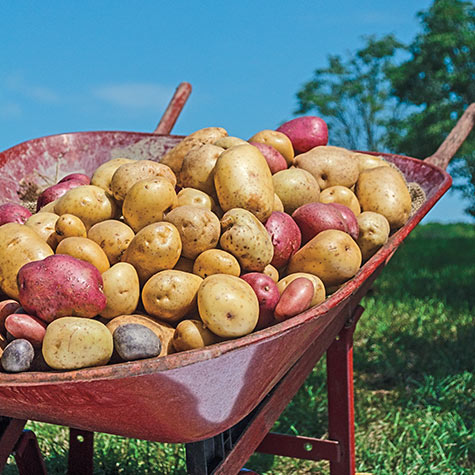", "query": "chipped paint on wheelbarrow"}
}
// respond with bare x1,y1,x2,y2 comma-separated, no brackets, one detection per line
0,125,456,443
